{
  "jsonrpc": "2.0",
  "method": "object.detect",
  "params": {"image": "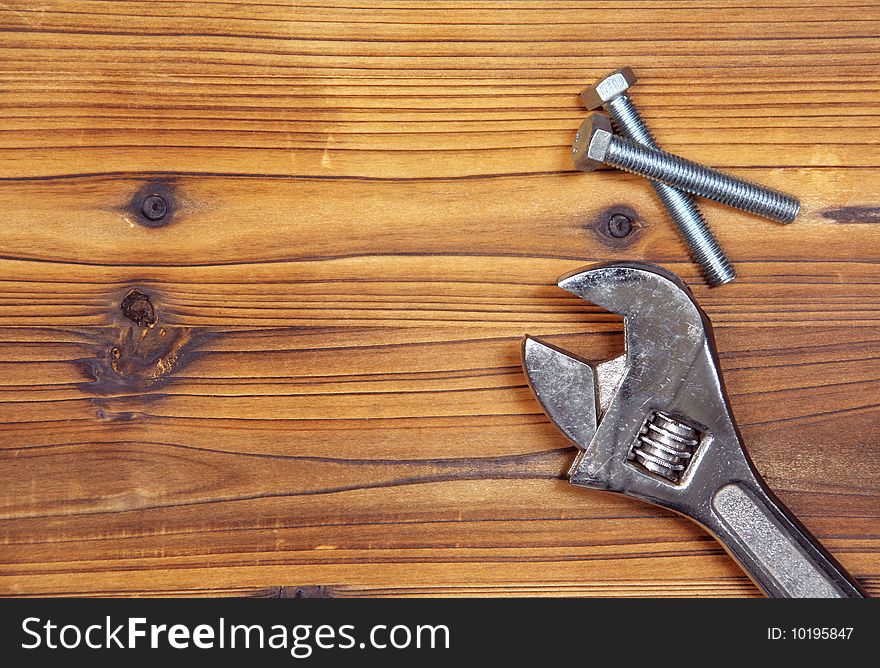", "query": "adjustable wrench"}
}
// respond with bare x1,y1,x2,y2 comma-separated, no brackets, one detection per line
523,262,865,597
